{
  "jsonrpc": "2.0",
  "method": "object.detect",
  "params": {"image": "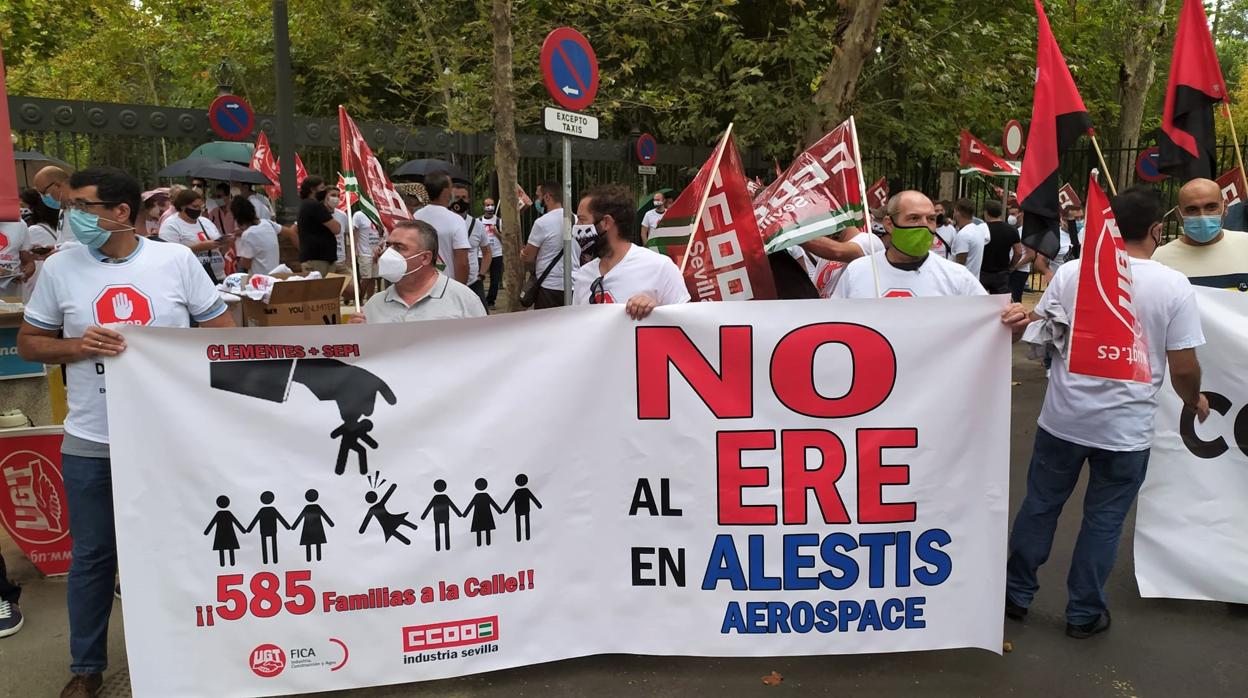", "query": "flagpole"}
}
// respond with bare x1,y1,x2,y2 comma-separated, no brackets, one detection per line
679,123,734,274
1224,103,1248,199
1089,132,1118,195
849,116,880,298
340,172,362,314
